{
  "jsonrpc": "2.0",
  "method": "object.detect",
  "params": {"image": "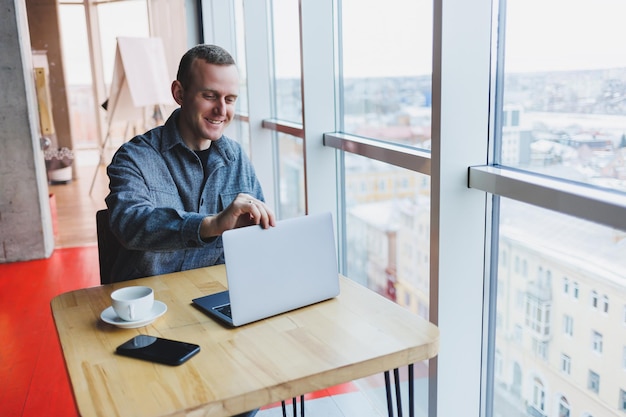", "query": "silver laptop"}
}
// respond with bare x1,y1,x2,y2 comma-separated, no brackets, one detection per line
192,212,340,327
